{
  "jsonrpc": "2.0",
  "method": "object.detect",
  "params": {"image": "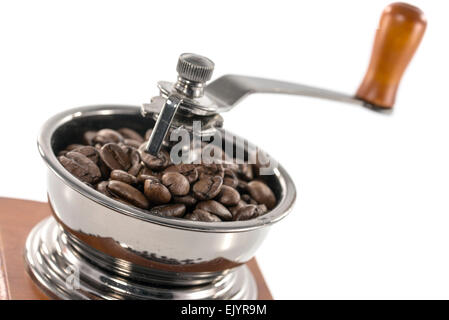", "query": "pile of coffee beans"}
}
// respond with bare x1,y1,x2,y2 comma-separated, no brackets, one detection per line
57,128,277,222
